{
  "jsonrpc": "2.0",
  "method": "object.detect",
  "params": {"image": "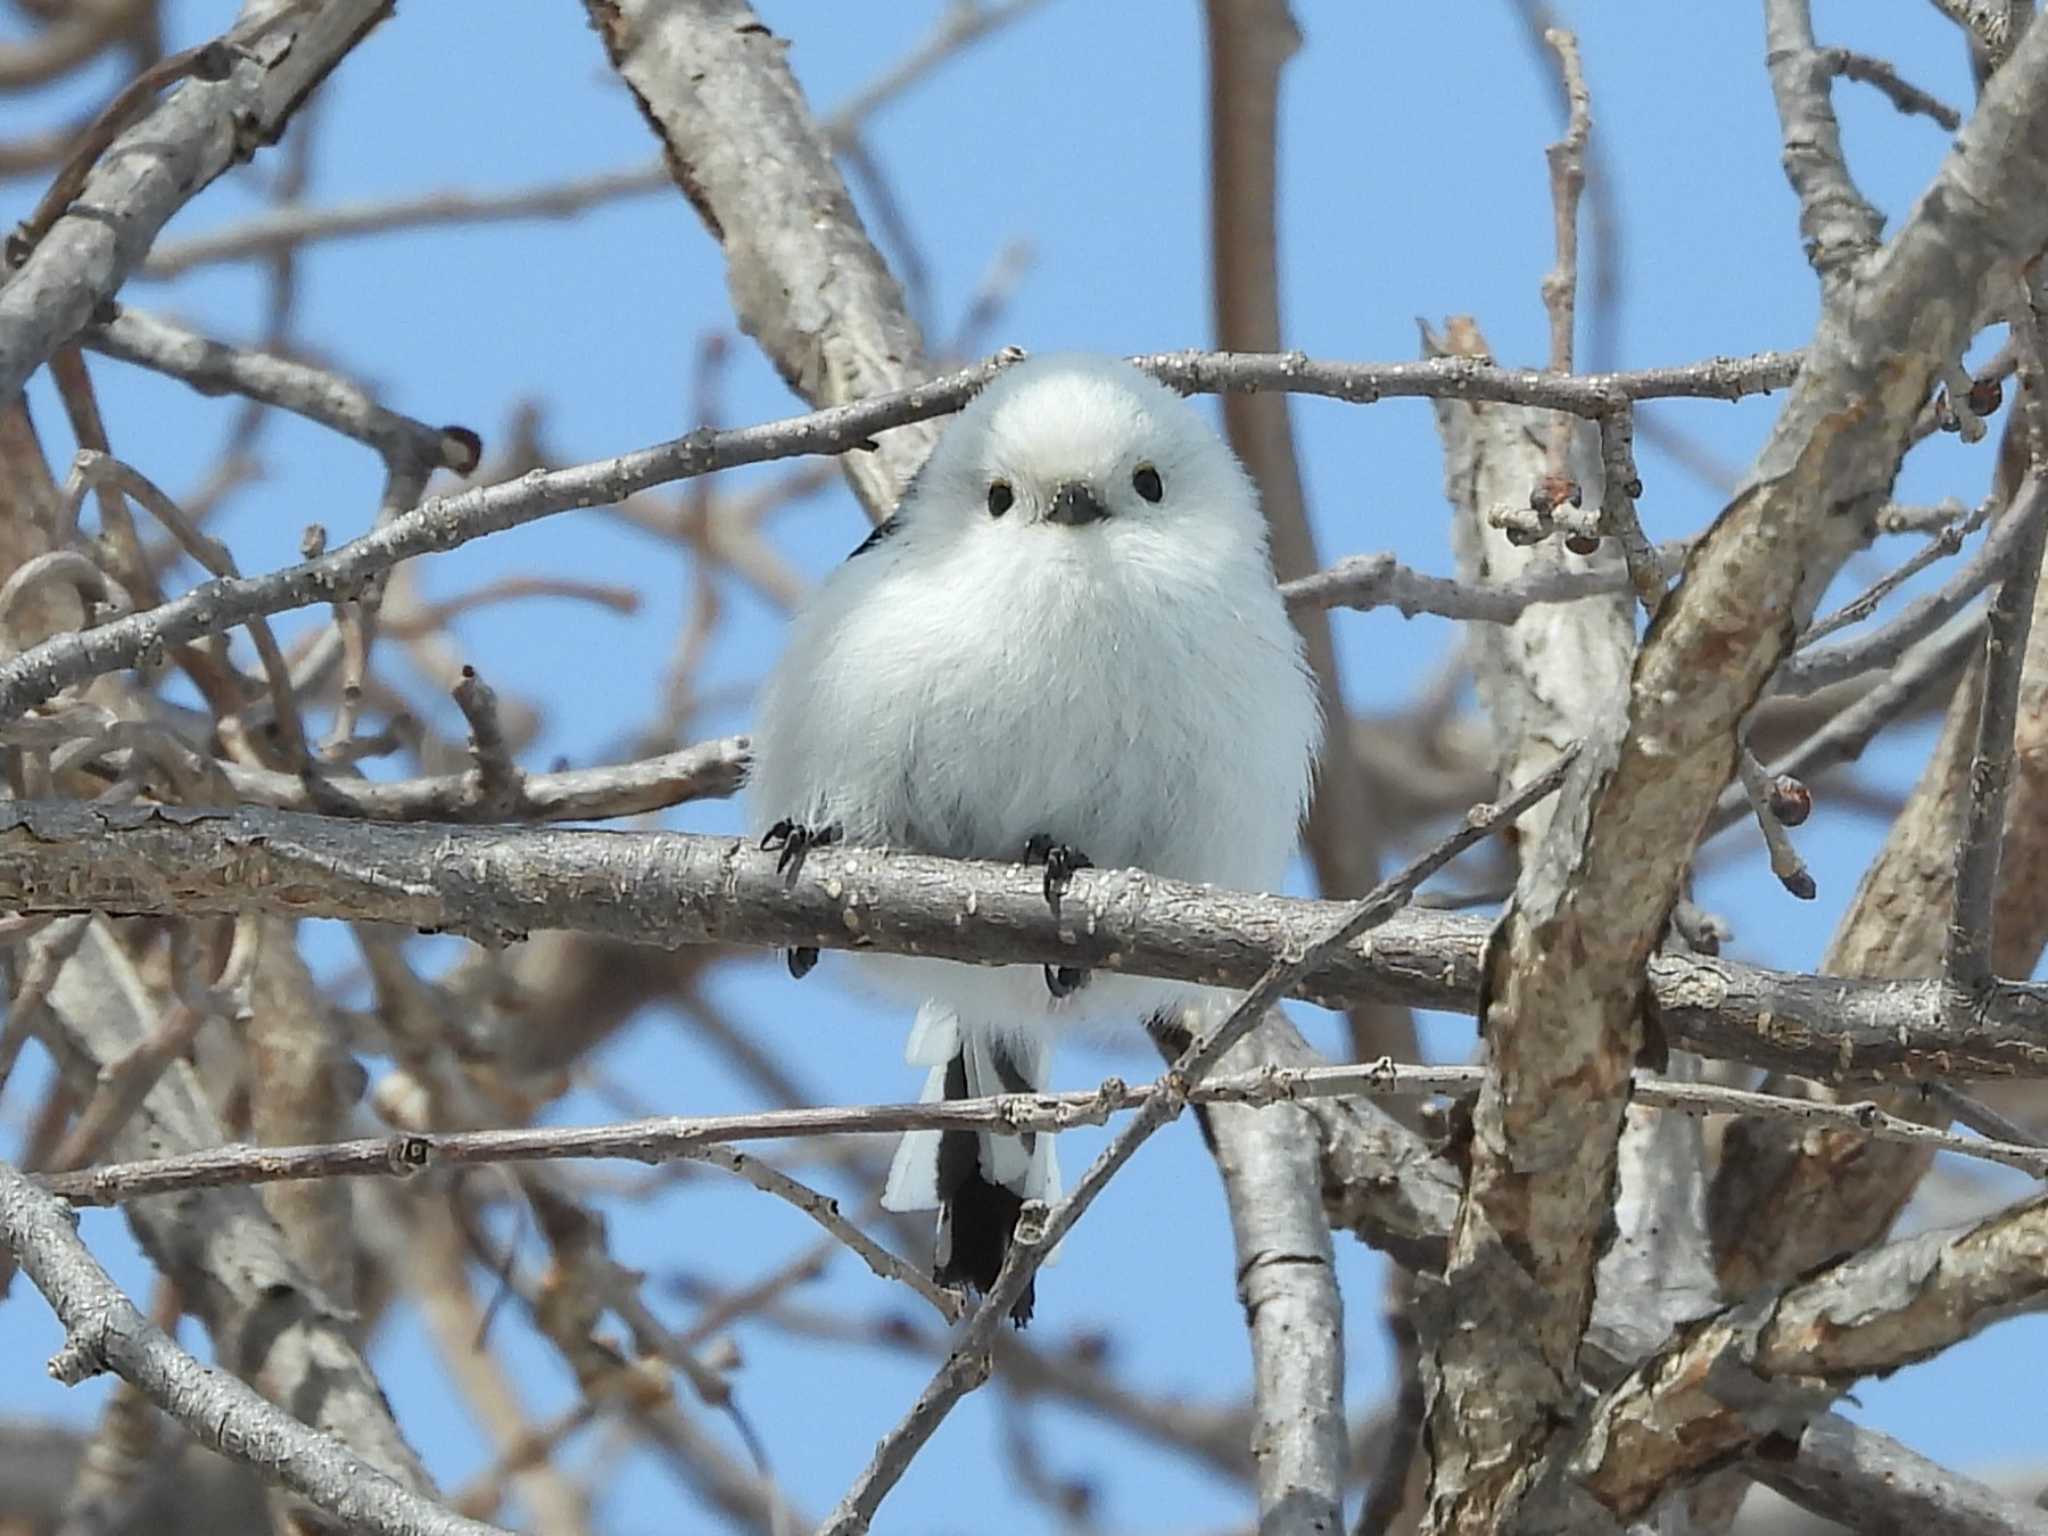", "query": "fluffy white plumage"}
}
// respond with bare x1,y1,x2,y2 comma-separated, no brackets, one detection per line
746,353,1320,1316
